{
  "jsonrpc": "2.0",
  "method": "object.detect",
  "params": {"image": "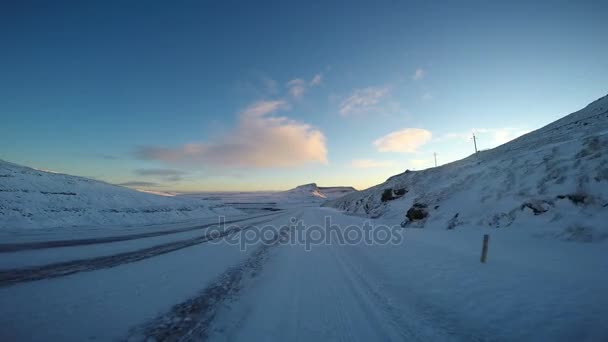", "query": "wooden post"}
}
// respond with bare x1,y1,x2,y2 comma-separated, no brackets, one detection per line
480,234,489,263
473,133,479,154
